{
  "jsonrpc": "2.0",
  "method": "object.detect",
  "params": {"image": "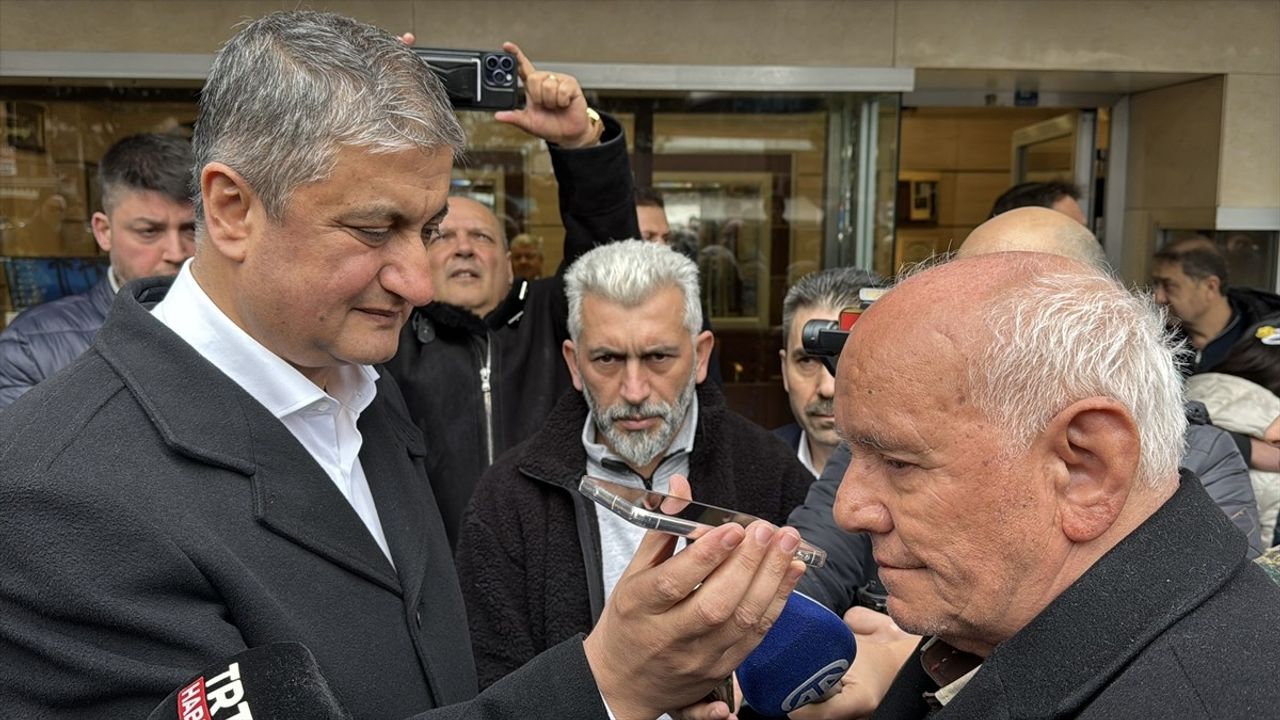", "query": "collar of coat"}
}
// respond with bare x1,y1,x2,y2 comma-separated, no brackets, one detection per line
415,277,533,339
939,469,1249,716
96,276,424,473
